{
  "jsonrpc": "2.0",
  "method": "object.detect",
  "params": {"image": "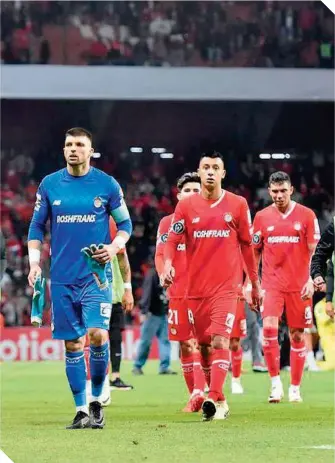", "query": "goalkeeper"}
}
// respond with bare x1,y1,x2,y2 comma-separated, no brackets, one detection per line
27,127,132,430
